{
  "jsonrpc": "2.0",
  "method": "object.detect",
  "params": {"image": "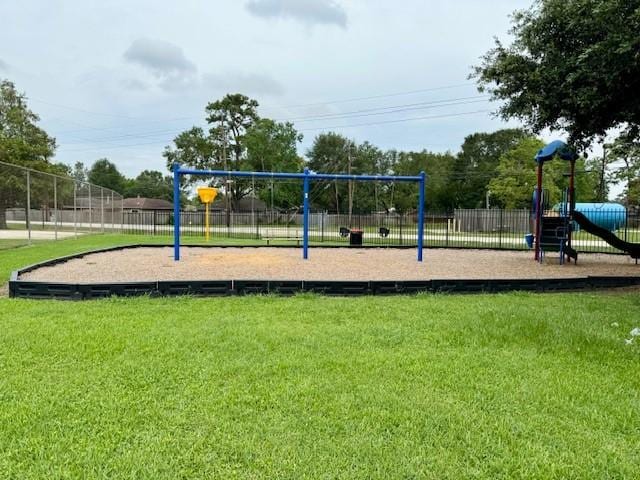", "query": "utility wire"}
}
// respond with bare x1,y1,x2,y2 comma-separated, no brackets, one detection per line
59,97,489,147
